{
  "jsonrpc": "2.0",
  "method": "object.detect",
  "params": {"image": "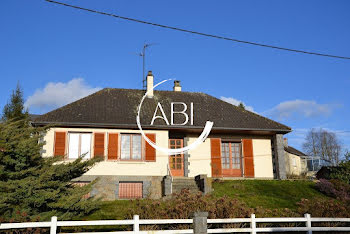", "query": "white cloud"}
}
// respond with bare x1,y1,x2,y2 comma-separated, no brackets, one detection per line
263,100,334,120
220,96,254,112
25,78,101,113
